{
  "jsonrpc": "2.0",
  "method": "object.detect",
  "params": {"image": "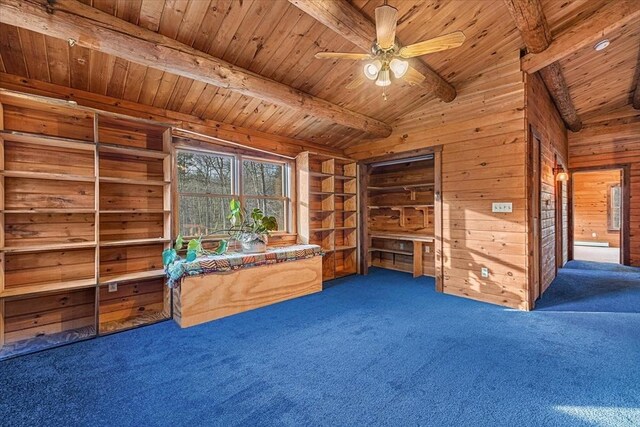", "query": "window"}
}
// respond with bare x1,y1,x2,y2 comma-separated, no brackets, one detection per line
177,150,290,237
608,184,621,231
